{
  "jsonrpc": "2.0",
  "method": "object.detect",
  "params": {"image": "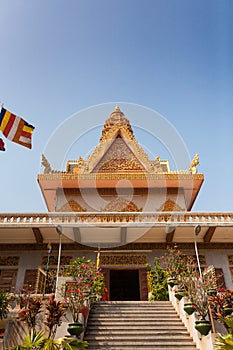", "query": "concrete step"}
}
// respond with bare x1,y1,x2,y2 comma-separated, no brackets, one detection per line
86,330,189,335
85,334,195,341
86,325,187,331
87,320,184,325
86,341,197,348
89,309,177,313
88,314,179,319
